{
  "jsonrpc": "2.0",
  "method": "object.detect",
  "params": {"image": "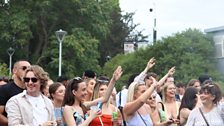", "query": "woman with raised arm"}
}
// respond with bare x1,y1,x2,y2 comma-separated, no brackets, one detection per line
62,66,122,126
89,76,122,126
123,74,158,126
